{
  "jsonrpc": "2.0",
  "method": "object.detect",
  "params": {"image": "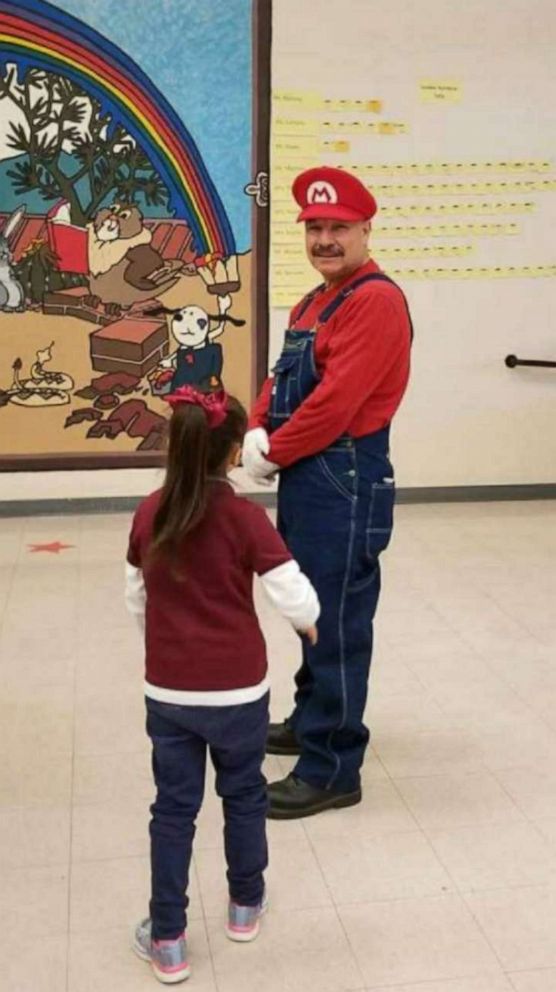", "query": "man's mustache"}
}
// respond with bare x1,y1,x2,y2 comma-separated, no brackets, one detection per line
312,248,344,257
